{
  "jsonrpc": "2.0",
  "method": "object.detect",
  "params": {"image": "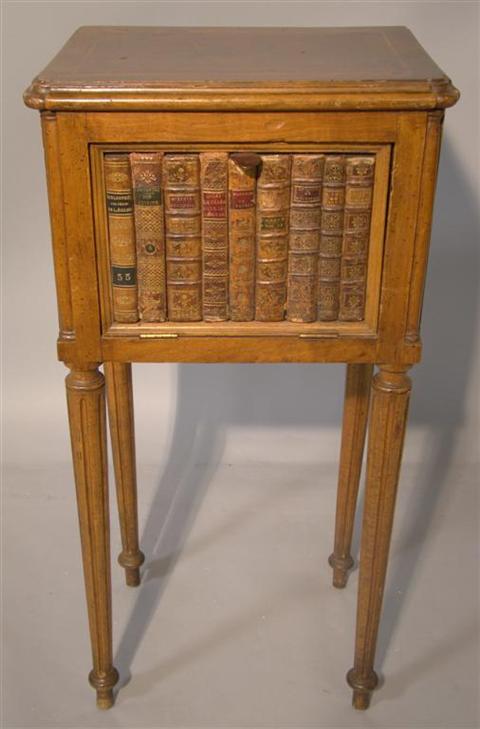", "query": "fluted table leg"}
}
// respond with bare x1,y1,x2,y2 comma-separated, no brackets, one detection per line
105,362,145,586
329,363,373,587
66,365,119,709
347,364,412,709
